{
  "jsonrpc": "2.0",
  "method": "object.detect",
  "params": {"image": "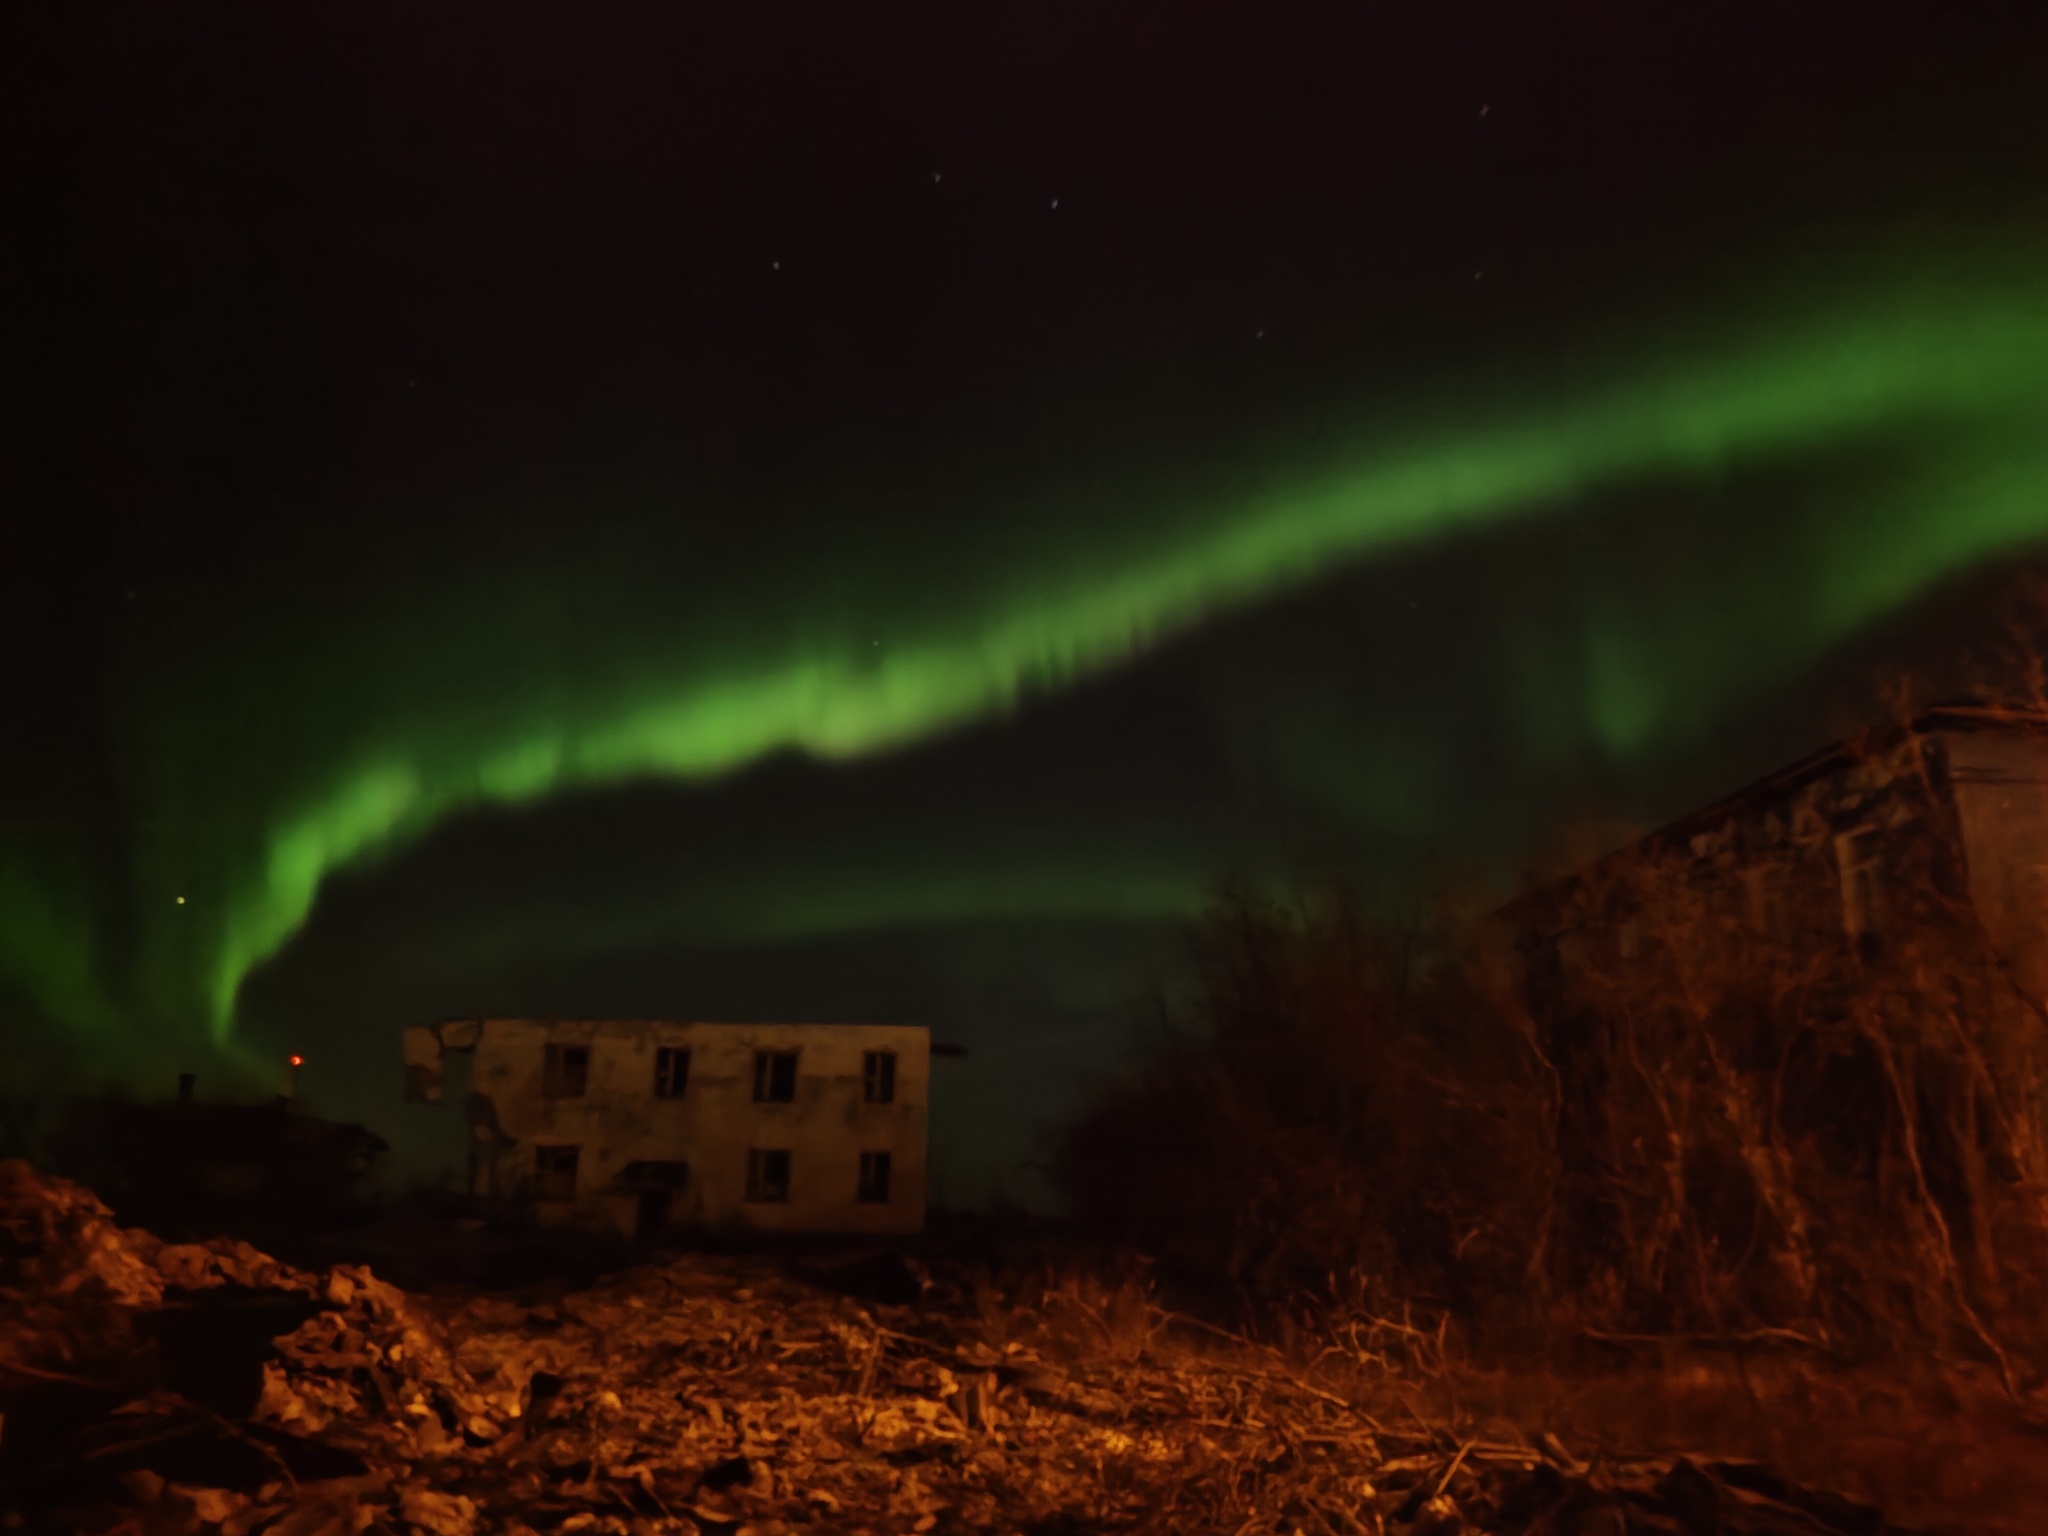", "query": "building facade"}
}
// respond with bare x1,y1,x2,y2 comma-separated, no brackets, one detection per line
1505,705,2048,990
403,1019,929,1237
1500,703,2048,1201
1485,704,2048,1327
